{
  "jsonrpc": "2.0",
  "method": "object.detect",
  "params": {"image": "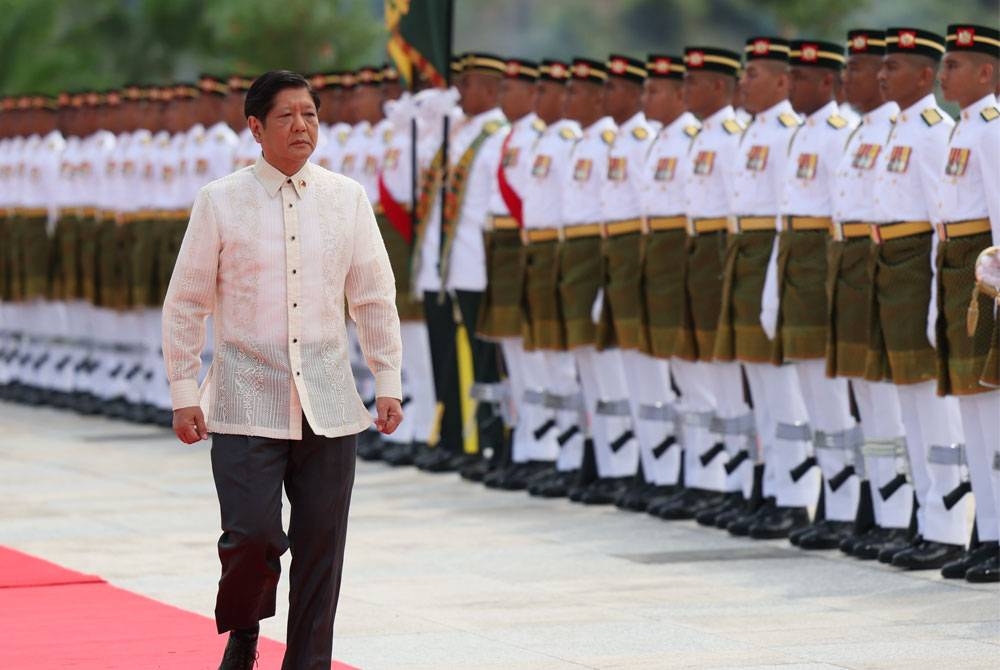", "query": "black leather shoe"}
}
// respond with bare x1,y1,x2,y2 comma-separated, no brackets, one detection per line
416,448,459,472
727,499,775,537
878,535,920,564
852,528,910,560
892,540,965,570
382,442,416,466
655,489,726,520
695,492,744,527
615,481,658,512
459,457,492,482
646,488,688,516
219,630,259,669
840,526,885,556
797,520,854,550
357,433,385,461
577,477,630,505
529,470,576,498
966,554,1000,583
748,506,809,540
941,542,1000,579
